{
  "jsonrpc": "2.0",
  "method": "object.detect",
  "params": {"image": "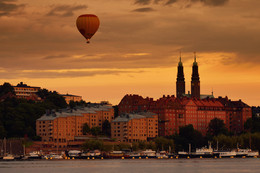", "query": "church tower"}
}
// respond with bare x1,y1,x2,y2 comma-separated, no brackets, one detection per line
176,55,185,98
191,52,200,99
